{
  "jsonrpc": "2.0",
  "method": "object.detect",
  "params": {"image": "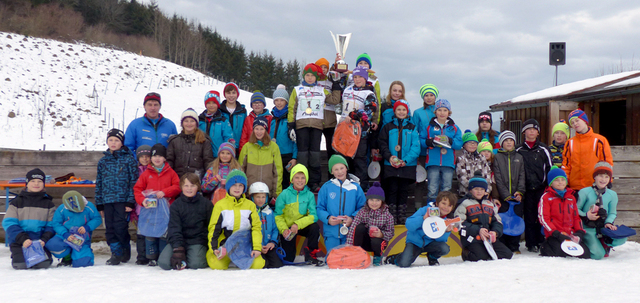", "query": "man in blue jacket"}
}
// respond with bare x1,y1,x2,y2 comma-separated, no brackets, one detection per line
124,92,177,152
